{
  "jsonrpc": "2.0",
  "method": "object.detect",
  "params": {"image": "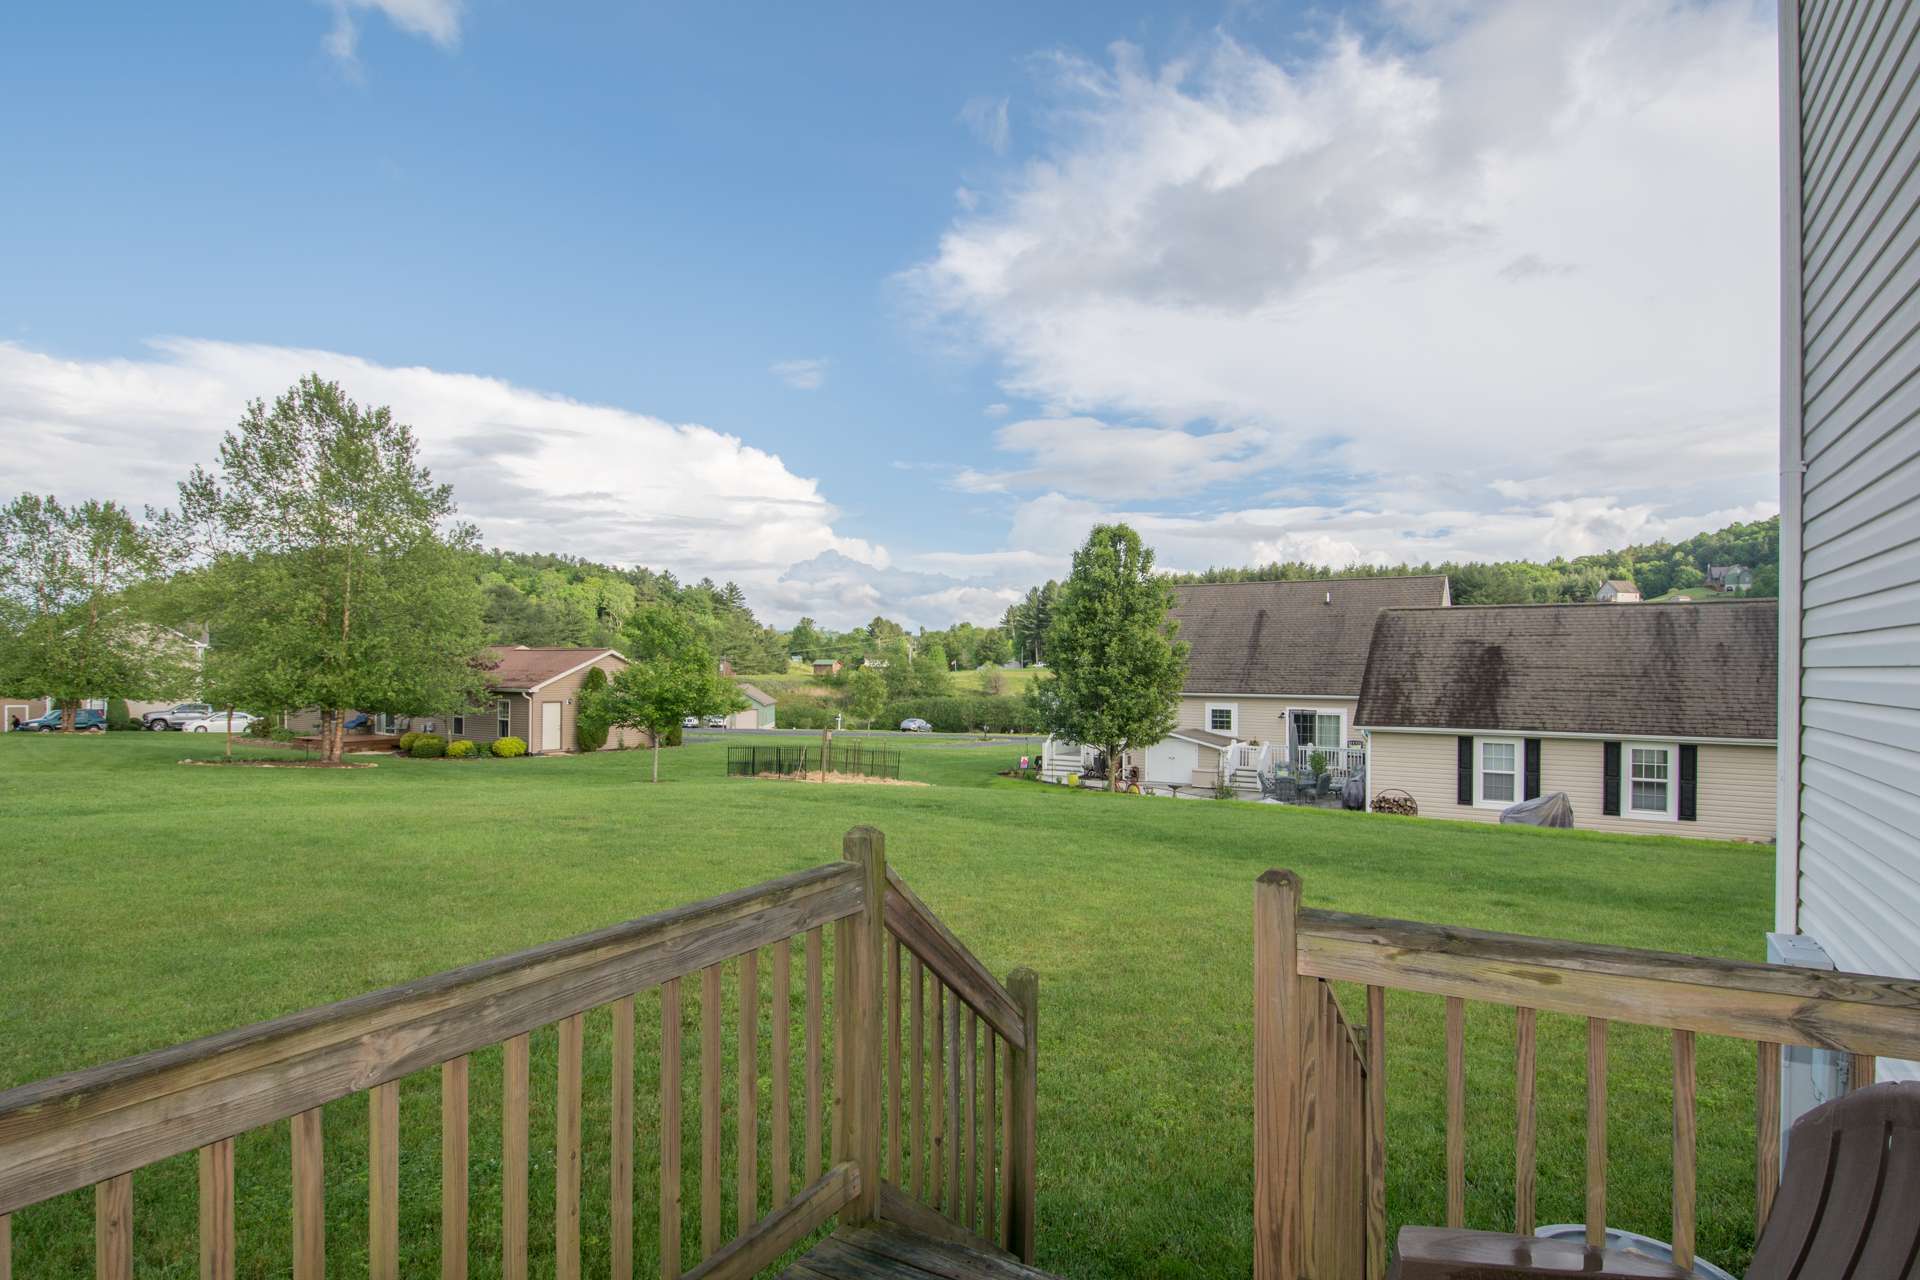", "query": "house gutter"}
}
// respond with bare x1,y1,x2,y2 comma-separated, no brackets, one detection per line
1775,0,1805,937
